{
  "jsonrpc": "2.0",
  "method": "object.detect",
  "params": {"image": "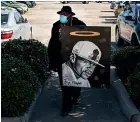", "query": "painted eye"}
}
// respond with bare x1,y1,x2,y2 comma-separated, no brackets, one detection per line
83,60,89,63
